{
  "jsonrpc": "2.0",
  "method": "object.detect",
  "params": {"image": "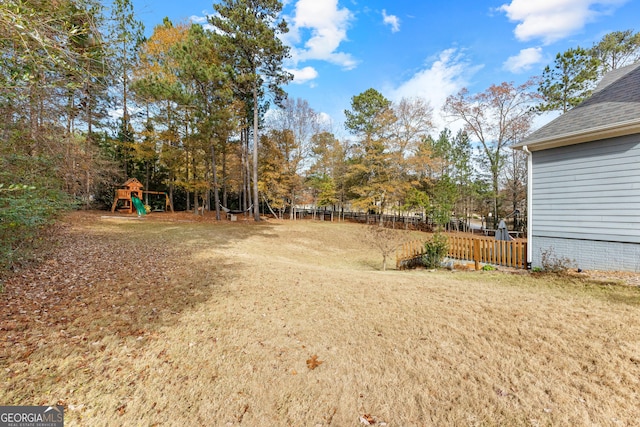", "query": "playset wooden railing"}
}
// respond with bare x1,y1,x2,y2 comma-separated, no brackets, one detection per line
397,235,528,270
